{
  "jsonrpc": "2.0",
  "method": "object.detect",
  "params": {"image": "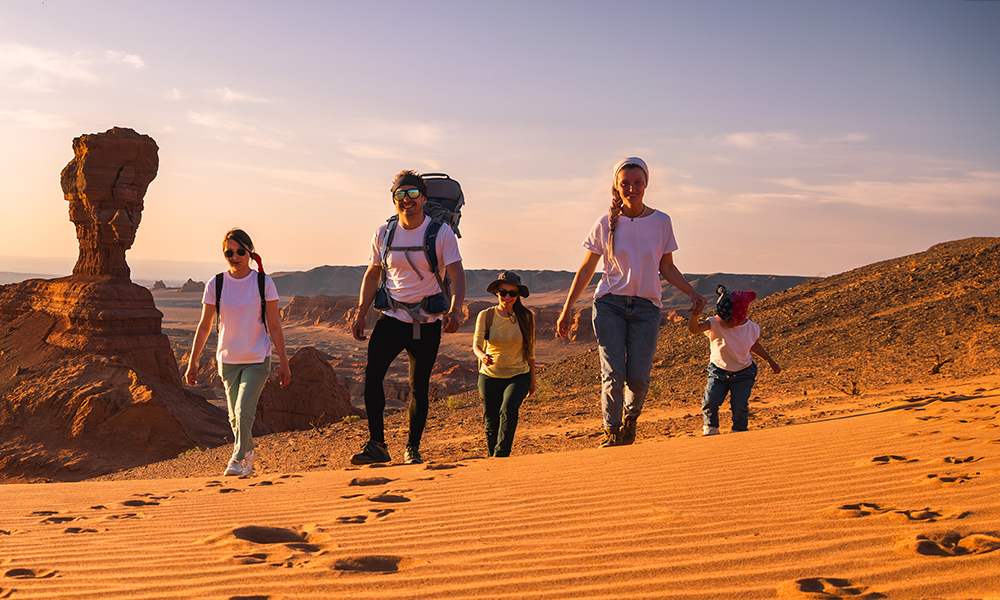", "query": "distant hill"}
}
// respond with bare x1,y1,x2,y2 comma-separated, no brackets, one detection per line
271,265,811,305
540,237,1000,410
